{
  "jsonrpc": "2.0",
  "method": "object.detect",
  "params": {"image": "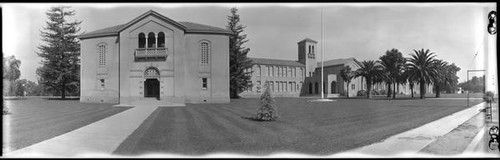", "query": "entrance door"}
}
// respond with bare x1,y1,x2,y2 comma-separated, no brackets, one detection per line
144,79,160,99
